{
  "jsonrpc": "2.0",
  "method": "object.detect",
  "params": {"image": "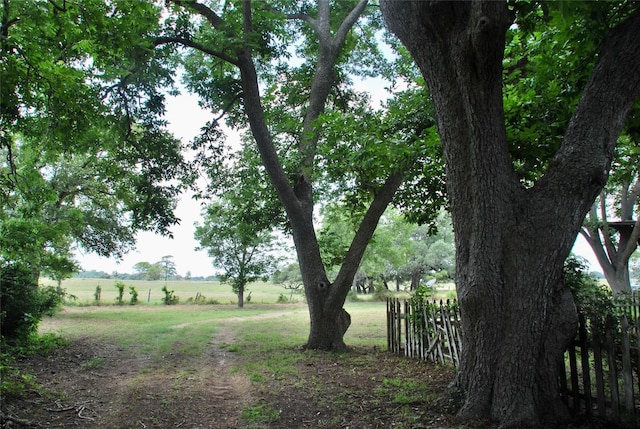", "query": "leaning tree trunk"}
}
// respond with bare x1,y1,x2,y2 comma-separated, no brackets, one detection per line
381,1,640,426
